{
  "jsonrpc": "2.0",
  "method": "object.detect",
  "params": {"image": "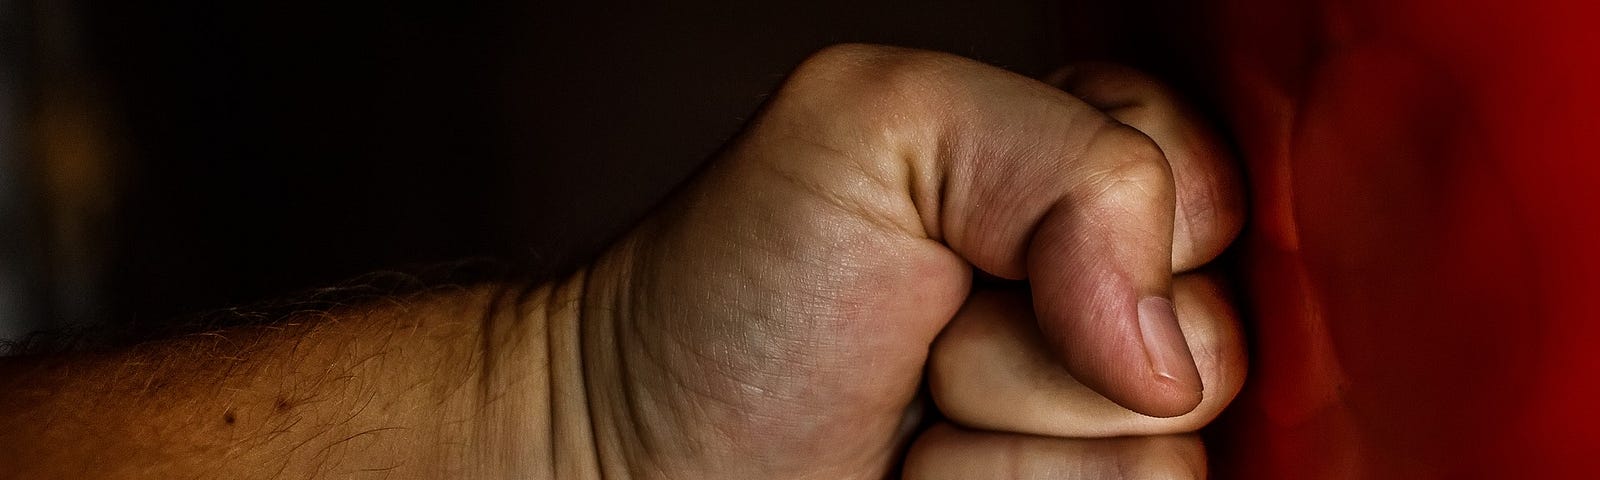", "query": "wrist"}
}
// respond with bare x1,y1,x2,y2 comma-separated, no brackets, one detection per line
478,264,605,479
